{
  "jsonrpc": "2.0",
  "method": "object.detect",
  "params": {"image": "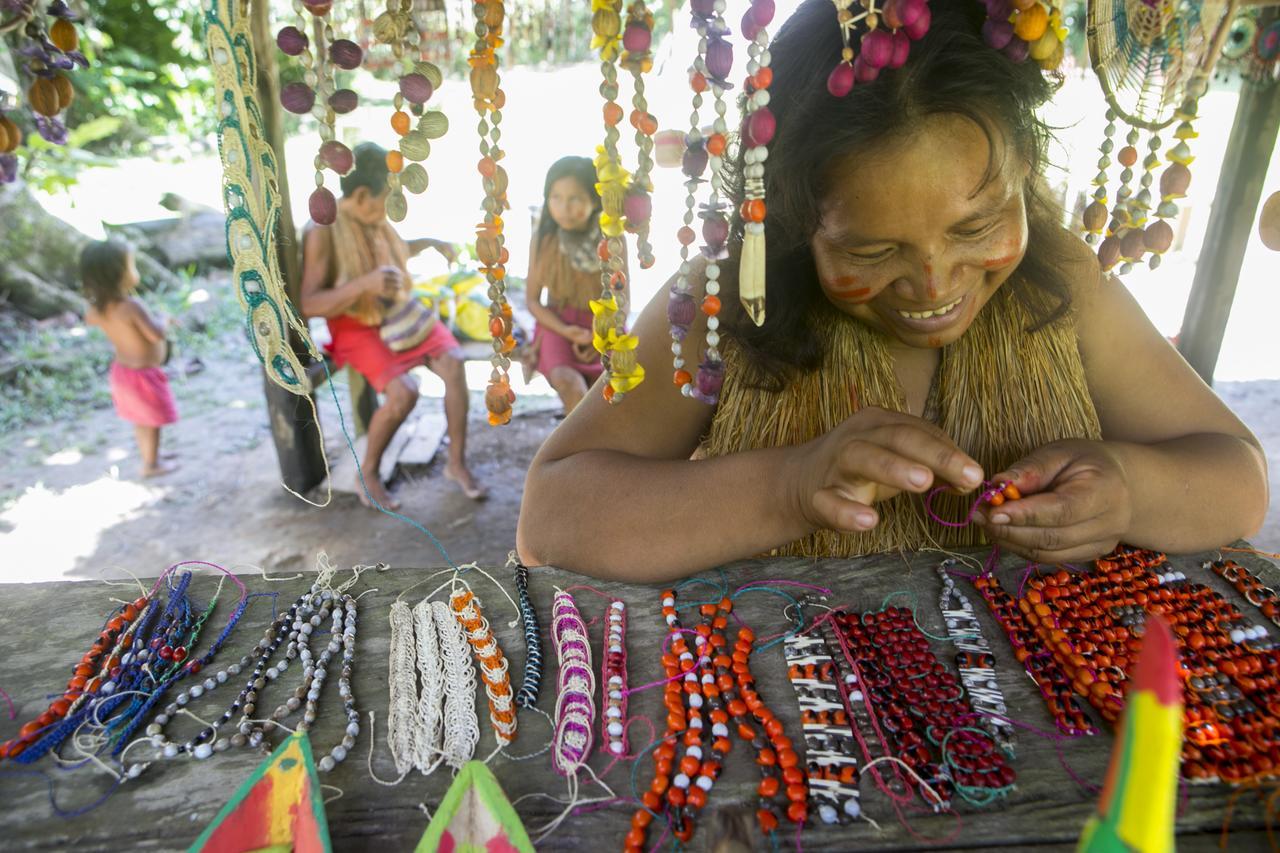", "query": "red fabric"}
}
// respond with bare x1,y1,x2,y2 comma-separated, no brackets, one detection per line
326,313,462,392
536,306,603,382
109,363,178,427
